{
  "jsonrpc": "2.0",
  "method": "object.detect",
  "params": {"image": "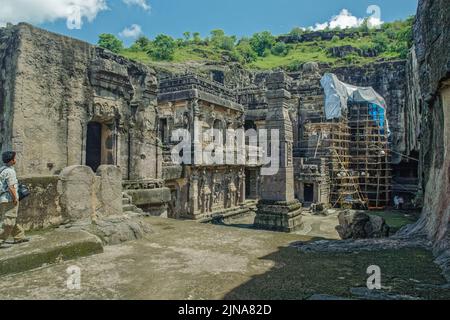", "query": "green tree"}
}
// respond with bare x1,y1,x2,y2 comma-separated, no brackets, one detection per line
289,27,305,38
210,29,236,51
372,33,389,54
331,35,340,43
148,34,176,60
271,42,289,56
193,32,202,44
358,18,370,33
133,36,151,50
250,31,275,56
97,34,123,53
236,38,257,63
183,32,191,42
